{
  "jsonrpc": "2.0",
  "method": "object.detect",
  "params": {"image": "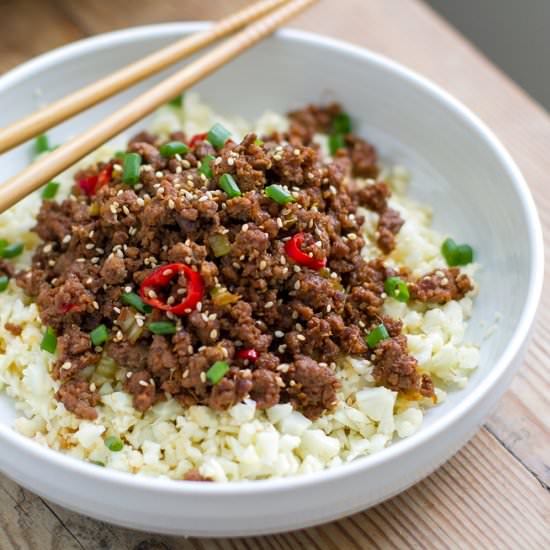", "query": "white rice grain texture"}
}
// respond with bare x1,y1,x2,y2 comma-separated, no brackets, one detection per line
0,94,479,481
